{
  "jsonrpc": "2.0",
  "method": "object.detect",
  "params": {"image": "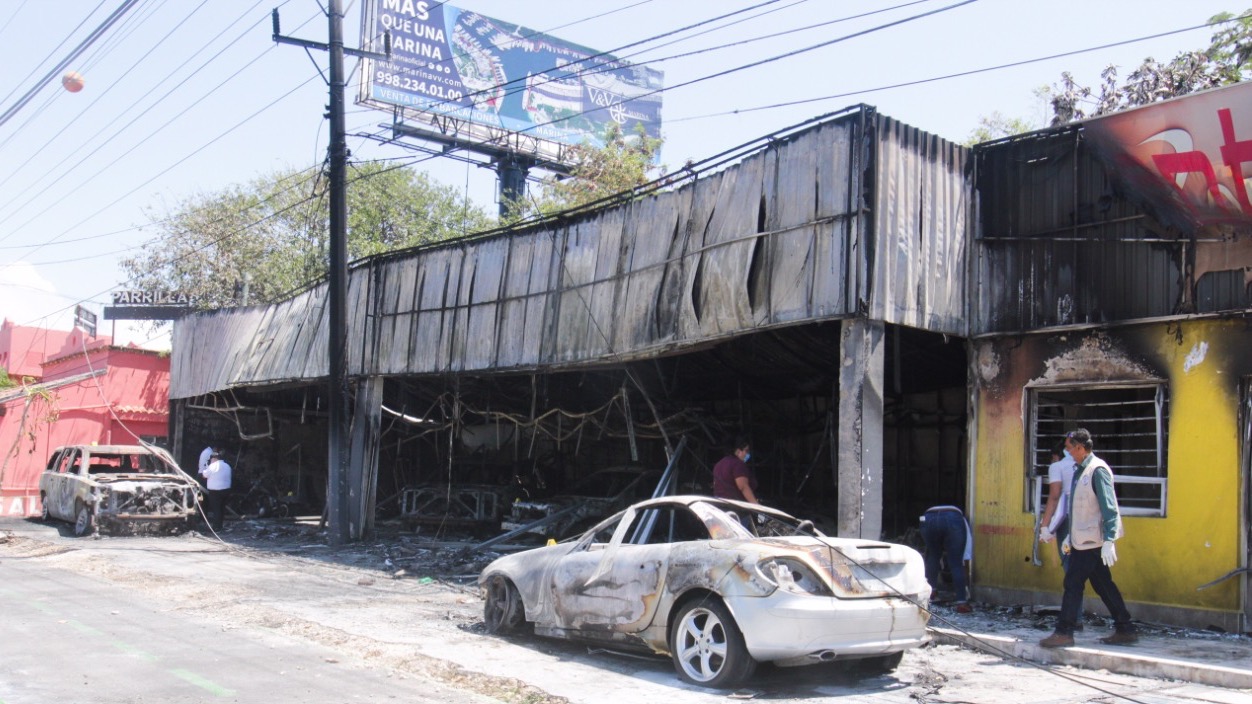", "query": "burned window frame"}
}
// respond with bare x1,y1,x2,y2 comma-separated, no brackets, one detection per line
1026,382,1169,518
